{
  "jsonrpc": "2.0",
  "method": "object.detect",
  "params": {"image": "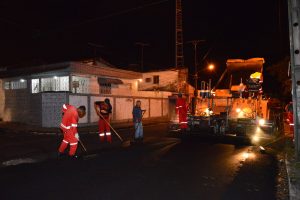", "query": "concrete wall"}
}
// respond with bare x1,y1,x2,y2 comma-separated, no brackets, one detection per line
0,80,4,120
4,88,30,122
150,99,162,117
42,93,67,127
